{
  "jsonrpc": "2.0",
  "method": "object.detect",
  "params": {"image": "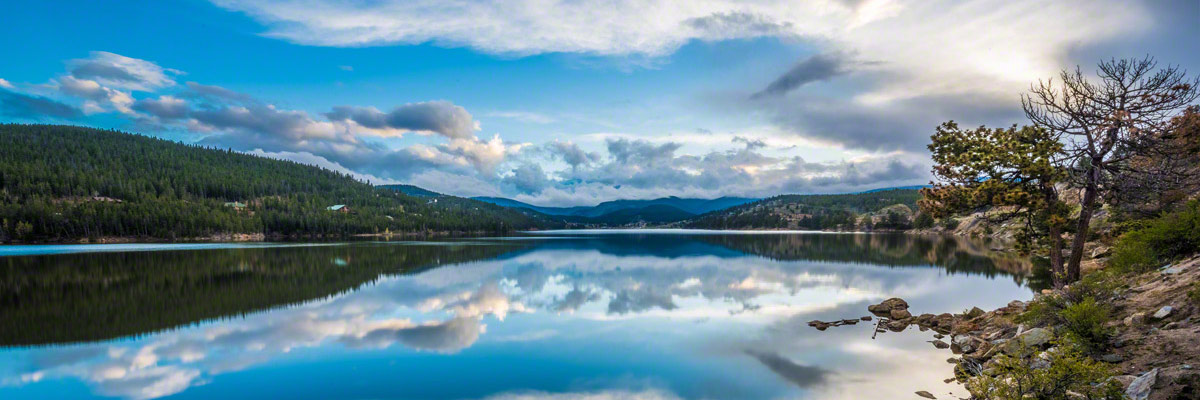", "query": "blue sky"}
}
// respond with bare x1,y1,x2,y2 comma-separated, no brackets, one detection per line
1,0,1197,206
